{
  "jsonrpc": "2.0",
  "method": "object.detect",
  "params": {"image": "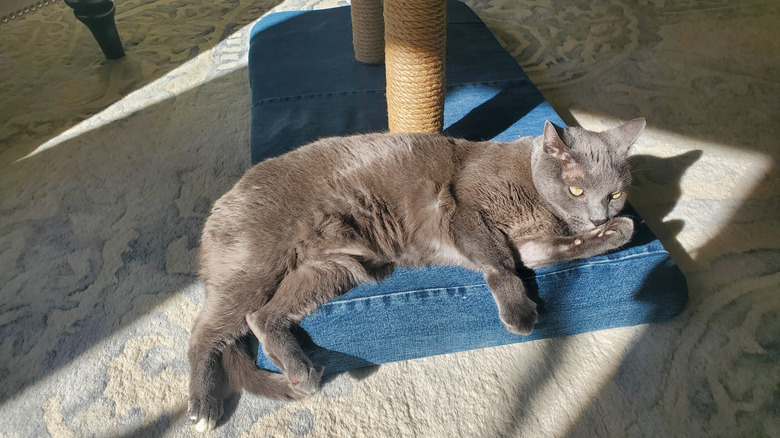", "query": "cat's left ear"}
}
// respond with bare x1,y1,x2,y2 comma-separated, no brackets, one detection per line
543,120,575,165
608,118,646,154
